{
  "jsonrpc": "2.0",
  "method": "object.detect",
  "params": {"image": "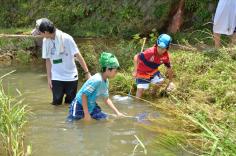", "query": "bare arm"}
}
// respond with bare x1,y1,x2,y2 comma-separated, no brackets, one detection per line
166,67,176,91
166,67,173,83
82,94,92,121
46,59,52,89
75,53,91,79
132,54,139,77
104,98,124,117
